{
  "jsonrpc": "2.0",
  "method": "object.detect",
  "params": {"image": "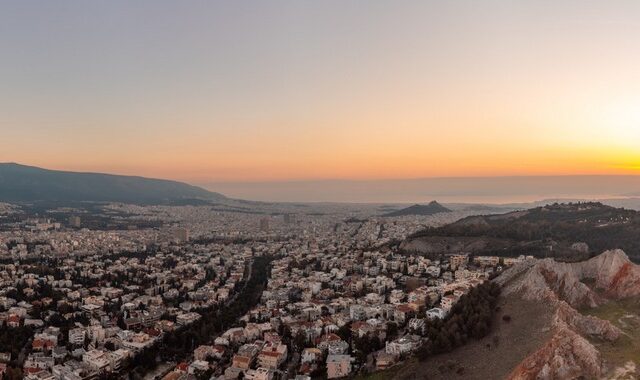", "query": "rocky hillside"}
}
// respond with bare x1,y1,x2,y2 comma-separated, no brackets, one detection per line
496,250,640,308
495,250,640,379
